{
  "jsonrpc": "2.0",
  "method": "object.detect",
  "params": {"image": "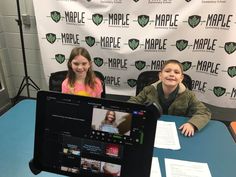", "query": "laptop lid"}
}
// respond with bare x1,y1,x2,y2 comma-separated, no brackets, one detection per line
31,90,160,177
